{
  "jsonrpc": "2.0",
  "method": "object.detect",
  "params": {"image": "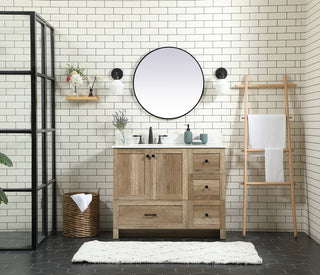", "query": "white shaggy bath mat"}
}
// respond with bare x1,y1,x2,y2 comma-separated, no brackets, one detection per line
72,240,262,264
